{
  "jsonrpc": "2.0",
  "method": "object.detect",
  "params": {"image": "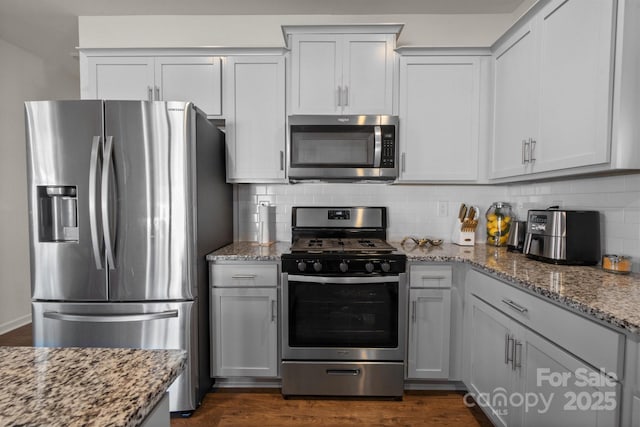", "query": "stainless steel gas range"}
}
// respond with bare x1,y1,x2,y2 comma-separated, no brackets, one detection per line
280,207,407,398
